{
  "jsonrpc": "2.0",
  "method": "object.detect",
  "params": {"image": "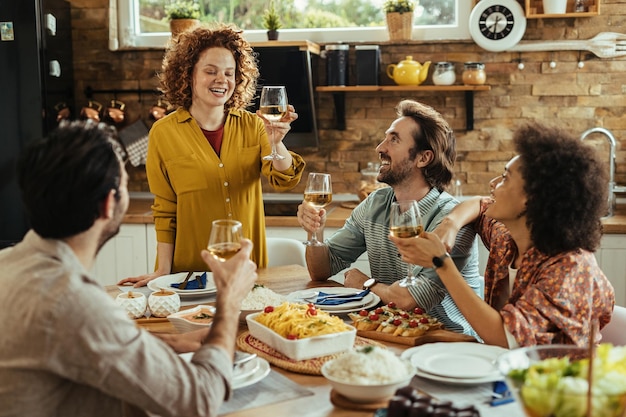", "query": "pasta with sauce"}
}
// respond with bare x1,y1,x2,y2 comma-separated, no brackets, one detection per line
254,302,351,339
